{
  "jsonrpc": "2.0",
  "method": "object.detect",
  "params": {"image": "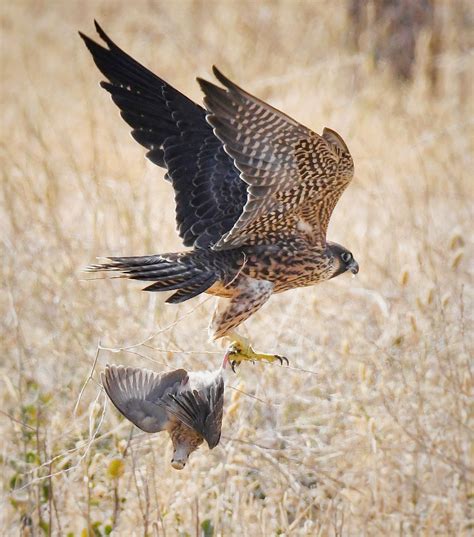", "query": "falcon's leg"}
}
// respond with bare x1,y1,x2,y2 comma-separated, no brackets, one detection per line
225,332,289,372
210,279,288,369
